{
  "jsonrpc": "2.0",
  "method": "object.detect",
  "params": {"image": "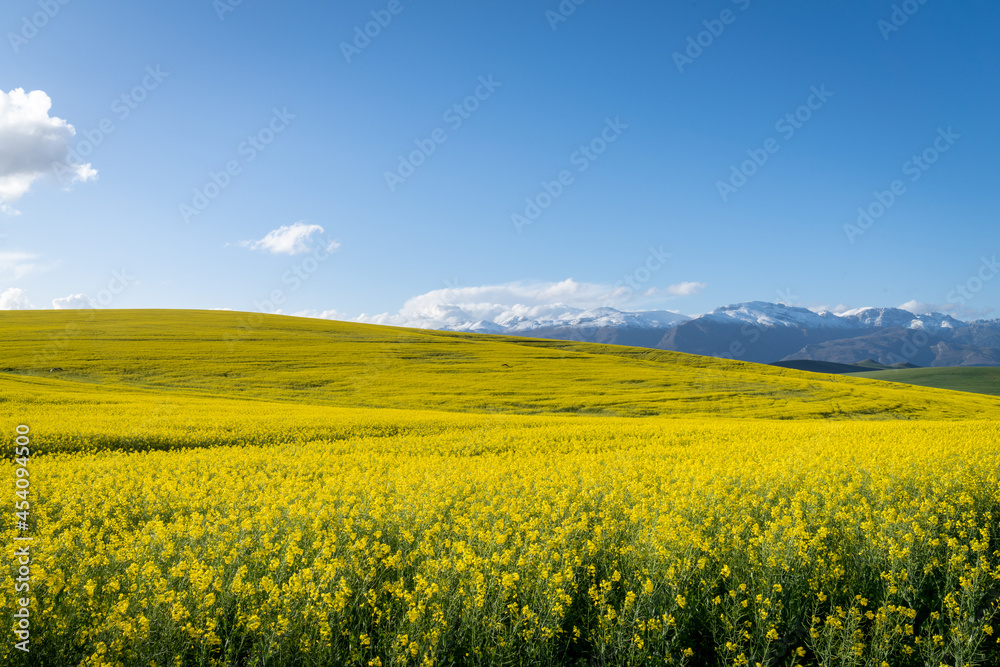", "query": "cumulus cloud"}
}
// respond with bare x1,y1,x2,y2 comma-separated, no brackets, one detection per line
52,294,93,309
355,279,614,328
666,281,706,297
0,287,32,309
237,222,340,255
313,278,687,331
0,88,97,213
